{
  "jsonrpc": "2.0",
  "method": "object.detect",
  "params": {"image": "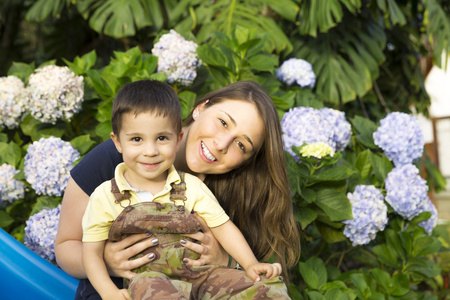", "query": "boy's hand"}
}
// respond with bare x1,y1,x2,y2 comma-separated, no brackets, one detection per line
245,262,282,281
